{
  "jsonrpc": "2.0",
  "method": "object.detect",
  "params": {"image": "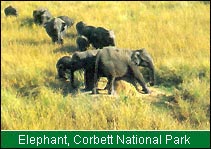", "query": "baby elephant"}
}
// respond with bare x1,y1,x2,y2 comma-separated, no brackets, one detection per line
76,35,89,51
4,5,18,17
56,50,99,91
92,47,154,95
